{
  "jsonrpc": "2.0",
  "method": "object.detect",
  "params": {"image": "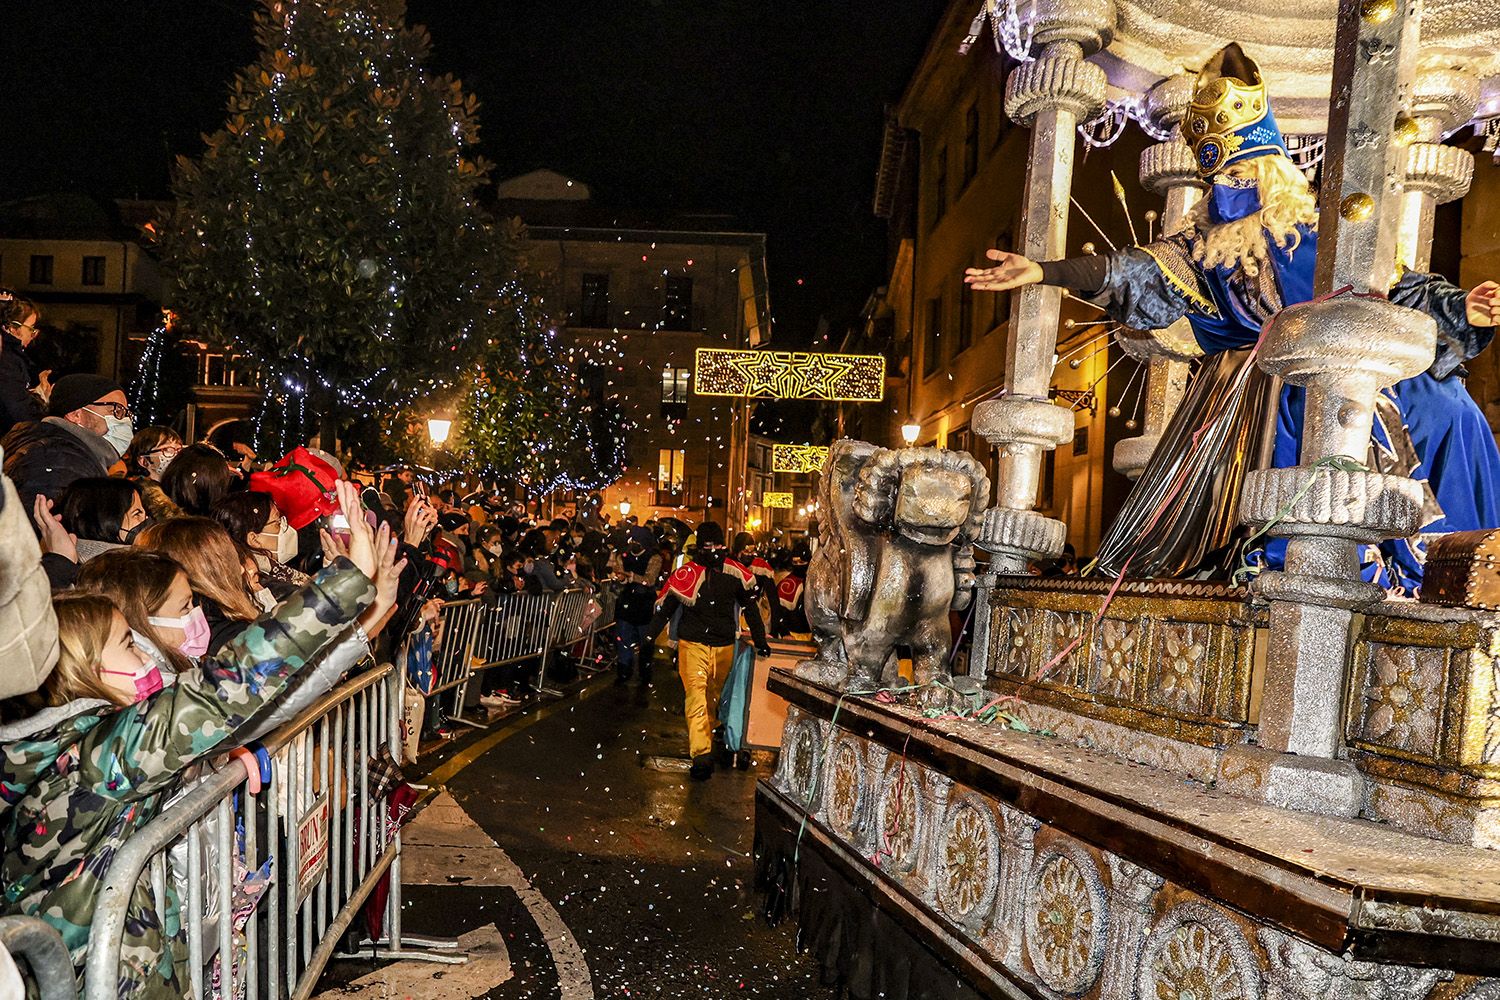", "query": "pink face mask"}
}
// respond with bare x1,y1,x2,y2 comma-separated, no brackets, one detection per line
148,605,212,658
101,664,165,703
